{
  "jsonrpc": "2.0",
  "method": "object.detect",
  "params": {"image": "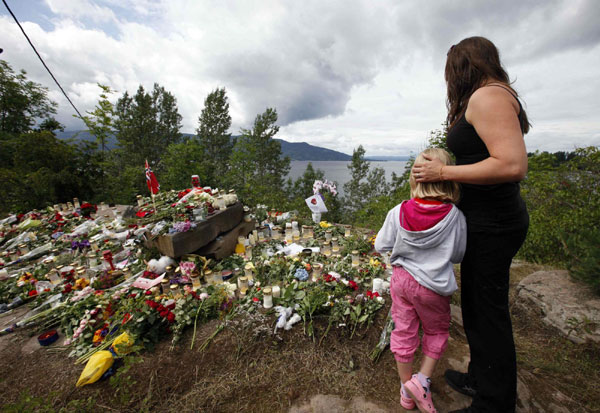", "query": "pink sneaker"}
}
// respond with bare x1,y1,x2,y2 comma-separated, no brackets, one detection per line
404,376,437,413
400,390,416,410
